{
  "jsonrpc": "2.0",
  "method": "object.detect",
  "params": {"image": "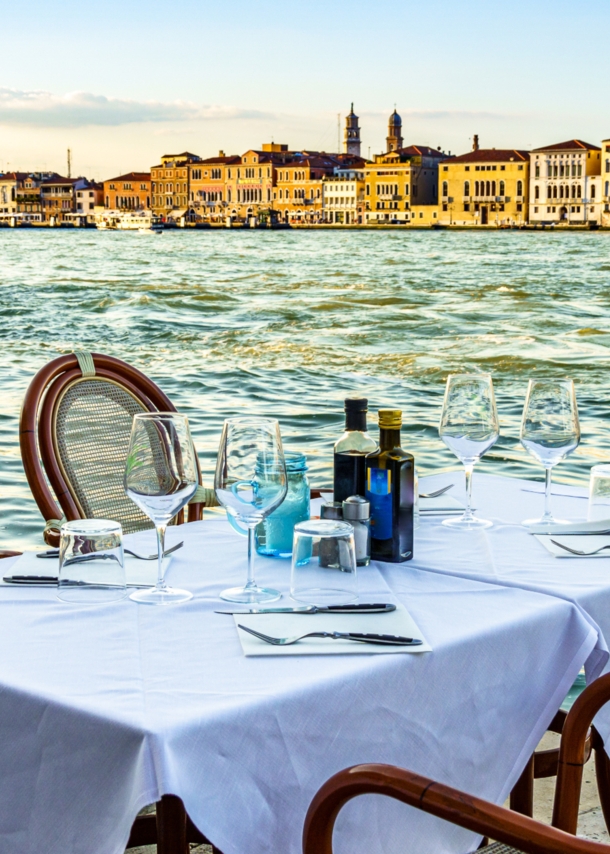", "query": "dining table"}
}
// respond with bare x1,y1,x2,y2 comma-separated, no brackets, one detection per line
0,500,604,854
415,471,610,742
